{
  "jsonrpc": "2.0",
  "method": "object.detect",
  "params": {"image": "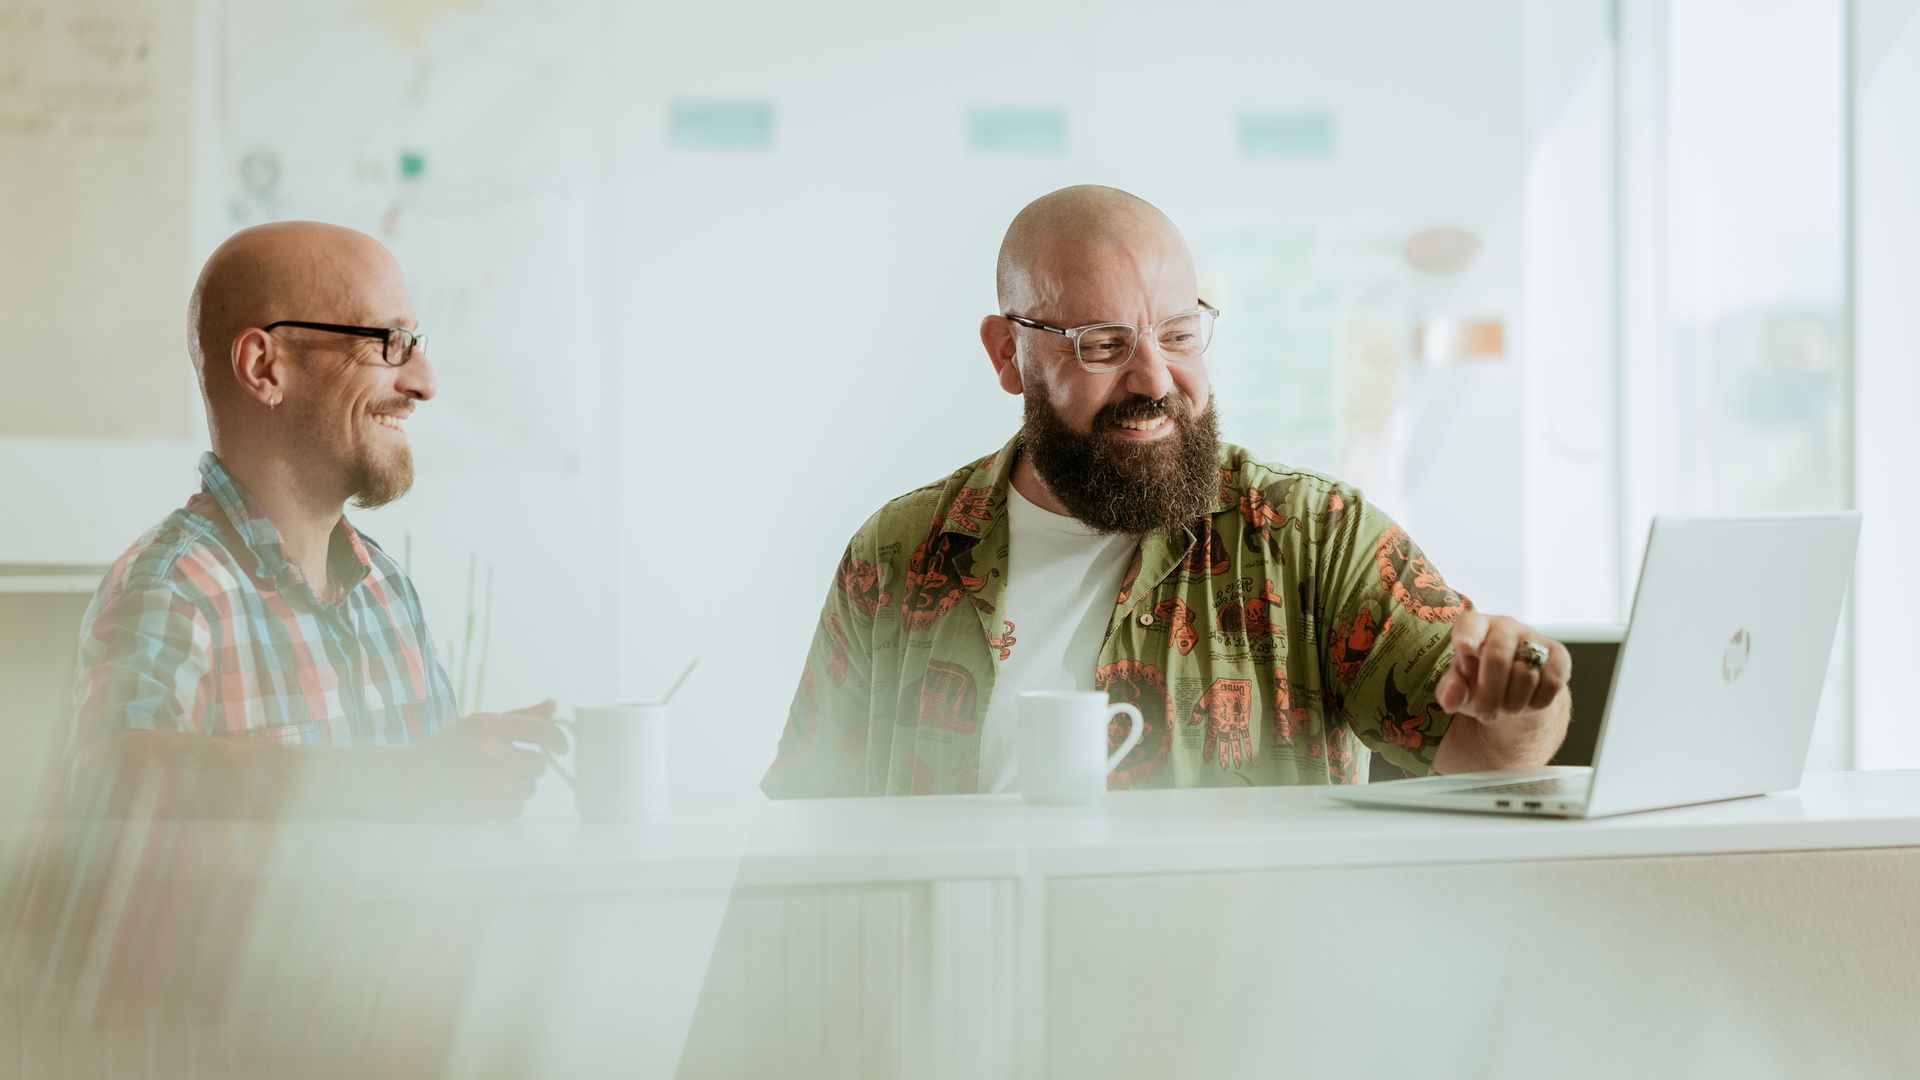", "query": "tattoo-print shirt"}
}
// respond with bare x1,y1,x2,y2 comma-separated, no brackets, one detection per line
70,453,460,755
762,433,1473,798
